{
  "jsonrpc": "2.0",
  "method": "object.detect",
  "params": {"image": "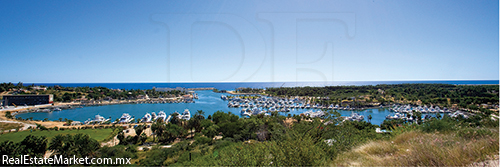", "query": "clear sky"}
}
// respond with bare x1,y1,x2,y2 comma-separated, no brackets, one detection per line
0,0,498,83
